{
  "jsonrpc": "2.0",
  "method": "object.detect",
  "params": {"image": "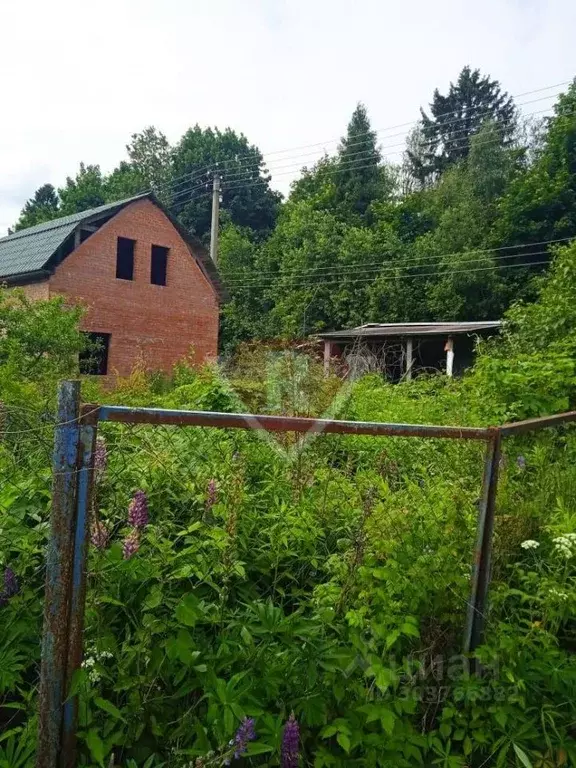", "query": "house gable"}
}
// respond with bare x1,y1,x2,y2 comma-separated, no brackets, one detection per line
48,197,219,375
